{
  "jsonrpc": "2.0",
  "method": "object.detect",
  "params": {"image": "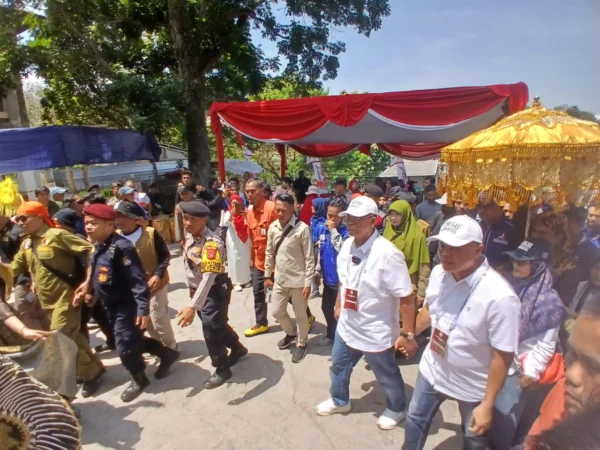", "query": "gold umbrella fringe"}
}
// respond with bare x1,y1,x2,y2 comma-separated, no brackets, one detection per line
442,144,600,163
